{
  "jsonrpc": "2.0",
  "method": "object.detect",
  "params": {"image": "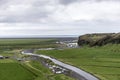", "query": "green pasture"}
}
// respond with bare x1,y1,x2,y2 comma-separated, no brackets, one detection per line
22,60,74,80
0,59,15,63
0,39,58,49
0,63,36,80
37,44,120,80
0,57,73,80
0,38,74,80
